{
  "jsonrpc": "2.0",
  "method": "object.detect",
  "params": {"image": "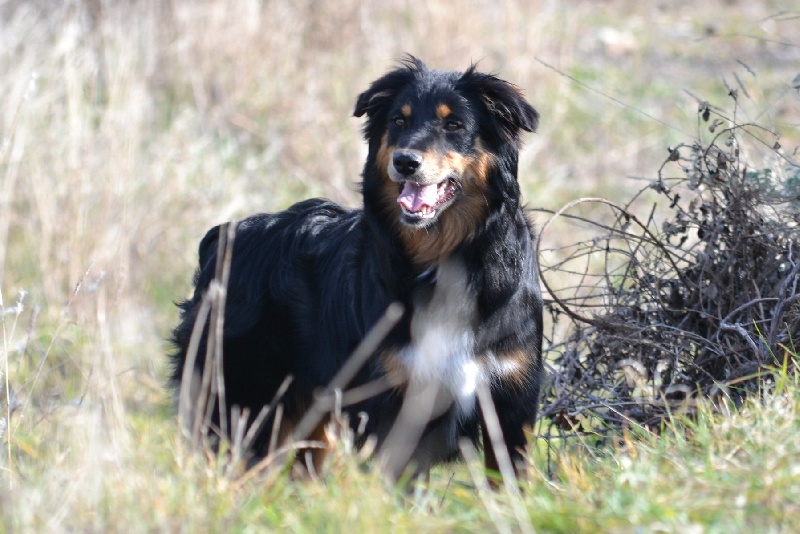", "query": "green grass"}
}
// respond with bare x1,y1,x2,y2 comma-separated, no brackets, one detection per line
6,369,800,532
1,1,799,532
